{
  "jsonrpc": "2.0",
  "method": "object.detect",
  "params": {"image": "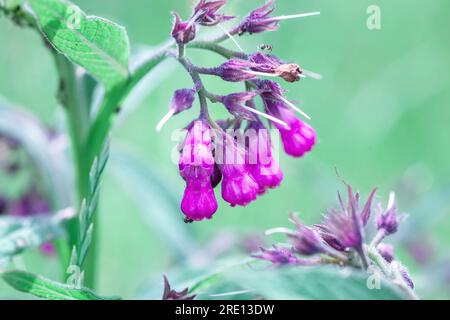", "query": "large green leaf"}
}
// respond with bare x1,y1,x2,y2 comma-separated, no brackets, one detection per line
2,270,121,300
226,266,406,300
28,0,130,89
